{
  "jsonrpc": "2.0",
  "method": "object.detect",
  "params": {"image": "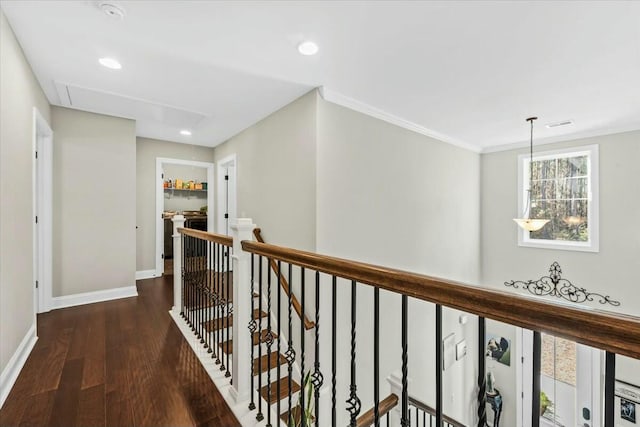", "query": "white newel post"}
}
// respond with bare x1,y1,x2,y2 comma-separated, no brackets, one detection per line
230,218,256,404
171,214,185,315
